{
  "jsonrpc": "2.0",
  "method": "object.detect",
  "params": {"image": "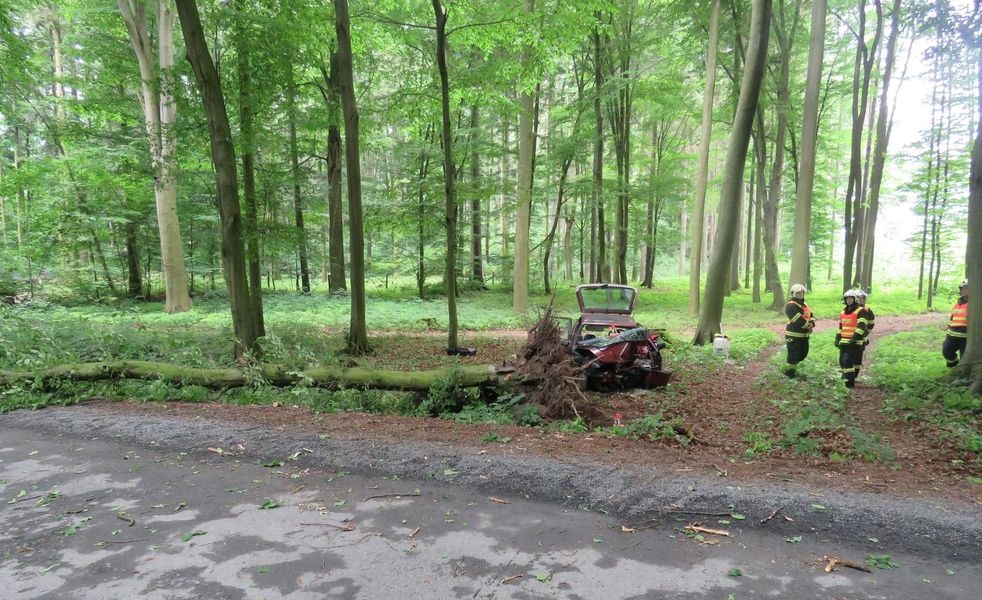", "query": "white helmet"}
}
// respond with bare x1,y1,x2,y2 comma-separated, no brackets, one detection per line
789,283,806,295
842,289,858,301
856,289,867,298
959,279,968,289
